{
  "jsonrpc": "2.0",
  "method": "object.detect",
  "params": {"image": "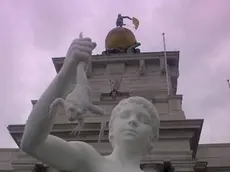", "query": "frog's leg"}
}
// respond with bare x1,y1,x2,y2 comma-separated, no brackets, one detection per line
48,98,66,118
98,120,107,143
88,104,106,116
70,116,85,136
